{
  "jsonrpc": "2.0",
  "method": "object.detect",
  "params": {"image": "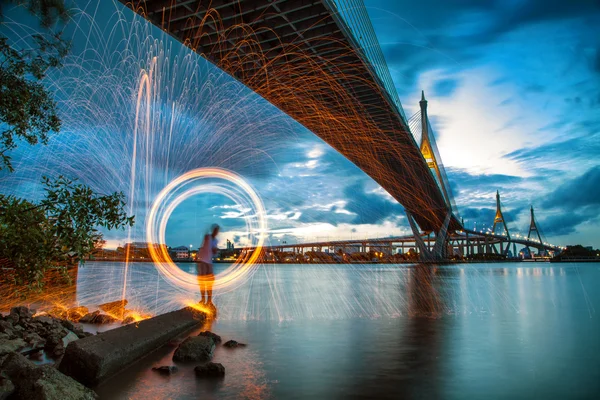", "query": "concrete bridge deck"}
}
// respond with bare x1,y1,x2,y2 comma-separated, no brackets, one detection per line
119,0,460,232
